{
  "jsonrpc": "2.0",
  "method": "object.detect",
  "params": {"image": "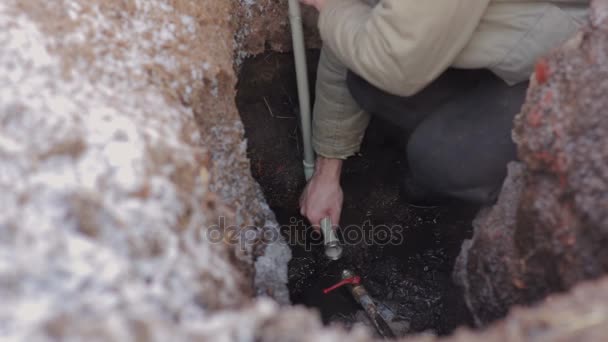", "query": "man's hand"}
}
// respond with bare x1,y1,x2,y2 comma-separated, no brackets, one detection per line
299,0,327,12
299,157,343,229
